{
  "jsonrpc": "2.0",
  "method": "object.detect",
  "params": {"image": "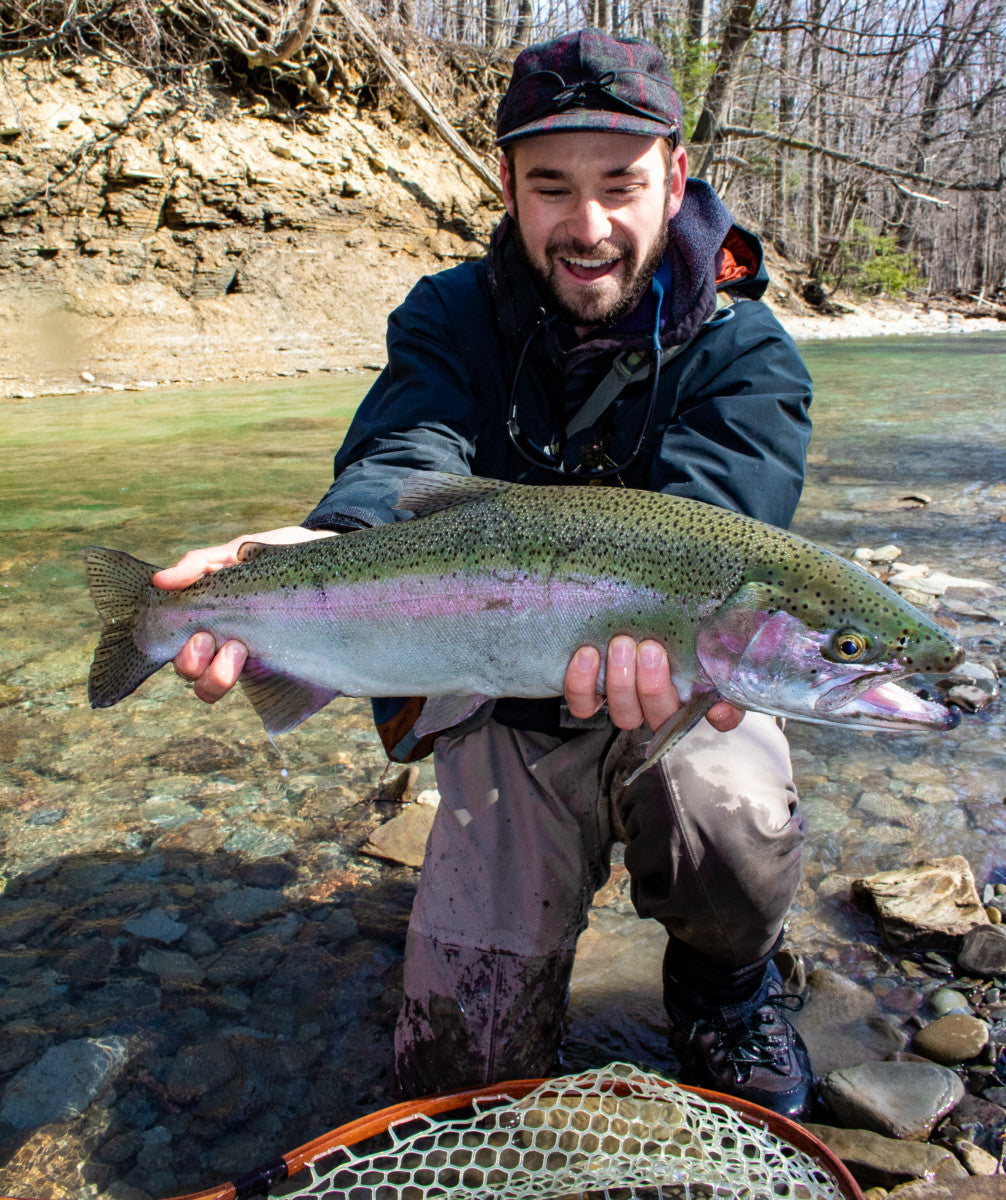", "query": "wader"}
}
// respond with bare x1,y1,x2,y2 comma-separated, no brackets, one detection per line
393,712,805,1097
